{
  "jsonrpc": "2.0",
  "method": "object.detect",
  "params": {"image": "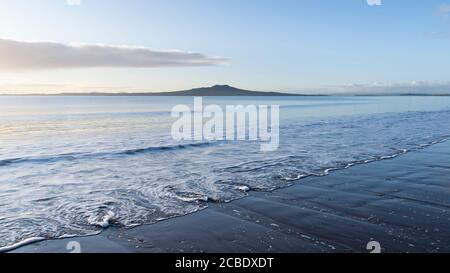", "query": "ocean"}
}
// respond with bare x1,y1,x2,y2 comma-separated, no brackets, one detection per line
1,95,450,251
